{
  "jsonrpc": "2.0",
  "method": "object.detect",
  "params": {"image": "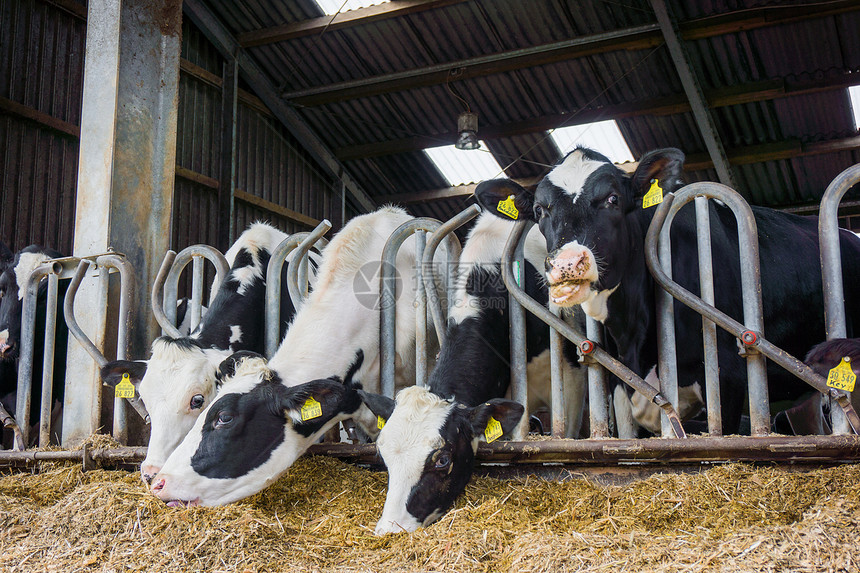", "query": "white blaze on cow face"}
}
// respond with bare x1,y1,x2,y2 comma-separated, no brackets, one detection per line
135,338,228,481
545,149,606,205
13,252,53,300
374,386,456,535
